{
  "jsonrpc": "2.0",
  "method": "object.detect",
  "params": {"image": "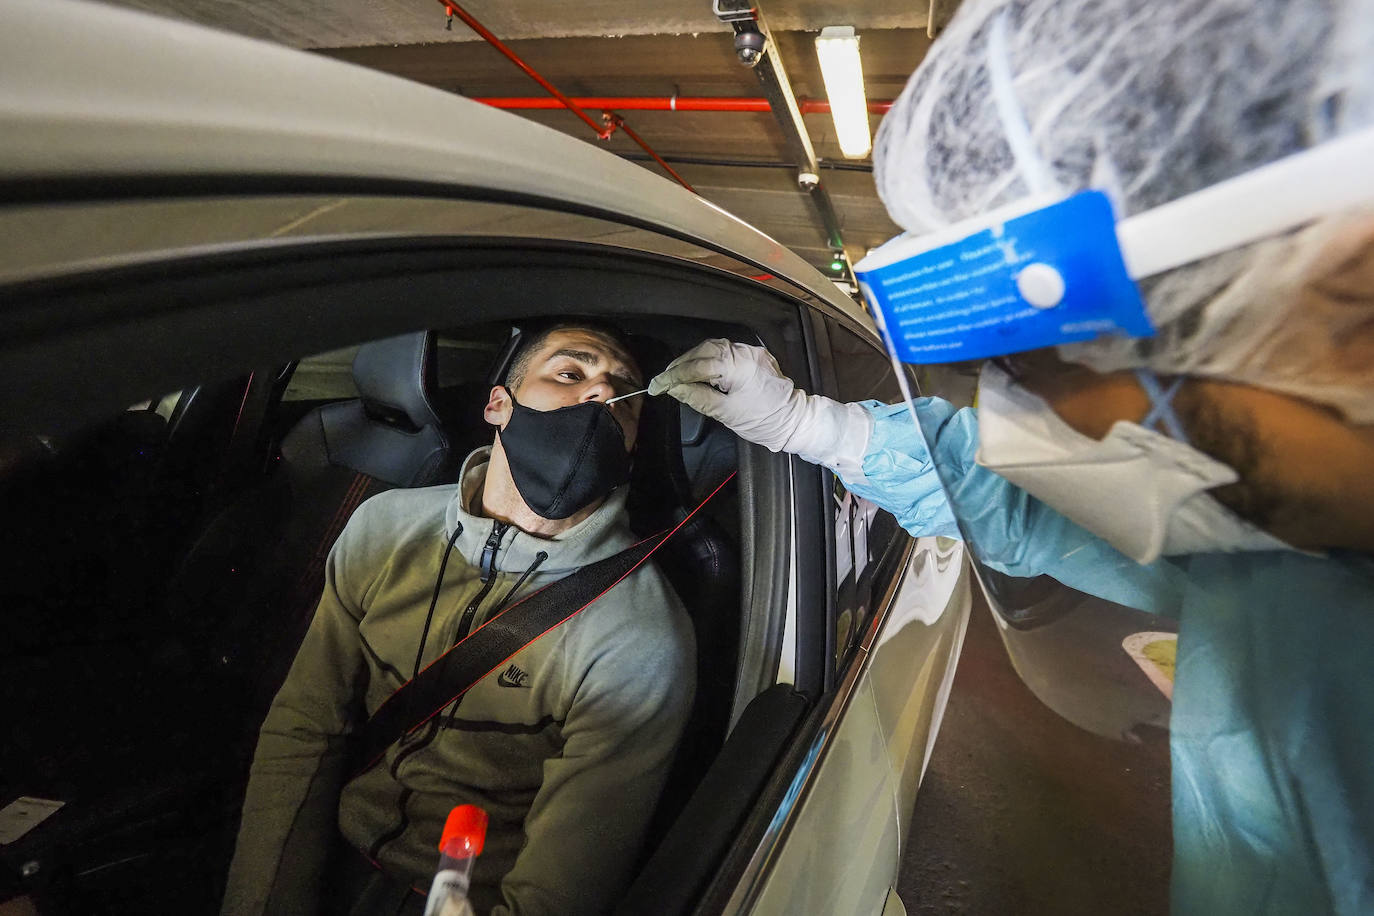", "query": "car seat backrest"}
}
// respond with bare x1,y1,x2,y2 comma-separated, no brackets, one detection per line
268,329,454,643
181,331,459,723
308,330,452,488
